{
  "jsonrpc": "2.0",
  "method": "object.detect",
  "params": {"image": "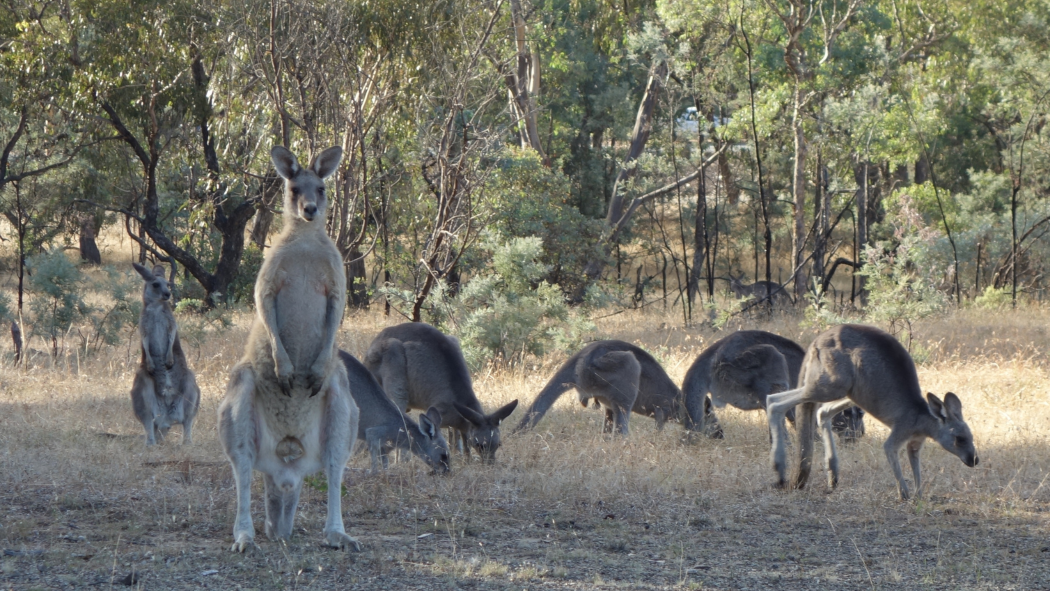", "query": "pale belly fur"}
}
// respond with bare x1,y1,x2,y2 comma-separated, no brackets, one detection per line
253,380,326,486
274,271,328,370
